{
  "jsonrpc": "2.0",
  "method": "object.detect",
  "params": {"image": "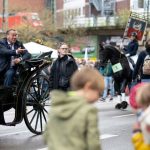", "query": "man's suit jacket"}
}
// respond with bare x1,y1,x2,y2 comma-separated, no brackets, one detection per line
0,38,31,72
